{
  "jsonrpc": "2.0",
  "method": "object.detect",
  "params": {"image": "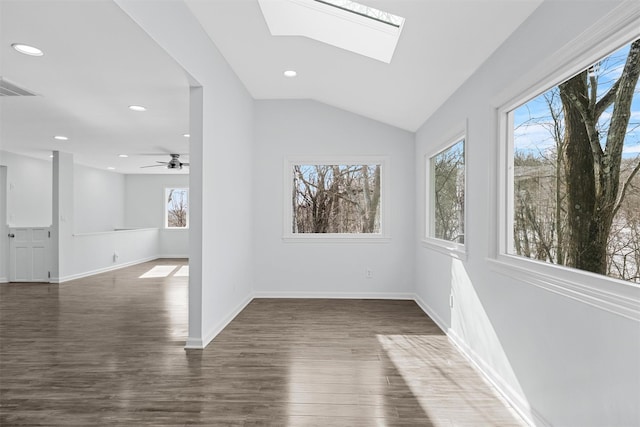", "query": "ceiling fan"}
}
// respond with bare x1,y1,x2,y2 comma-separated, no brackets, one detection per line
141,154,189,170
